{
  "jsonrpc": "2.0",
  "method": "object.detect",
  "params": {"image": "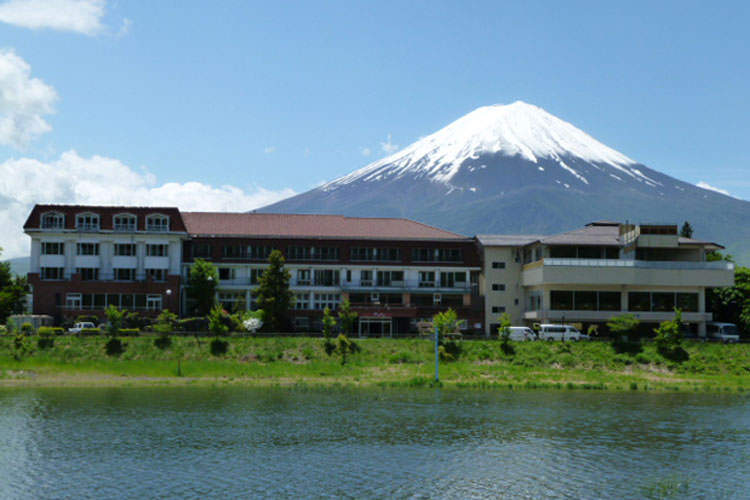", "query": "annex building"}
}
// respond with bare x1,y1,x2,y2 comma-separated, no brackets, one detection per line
23,205,734,337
